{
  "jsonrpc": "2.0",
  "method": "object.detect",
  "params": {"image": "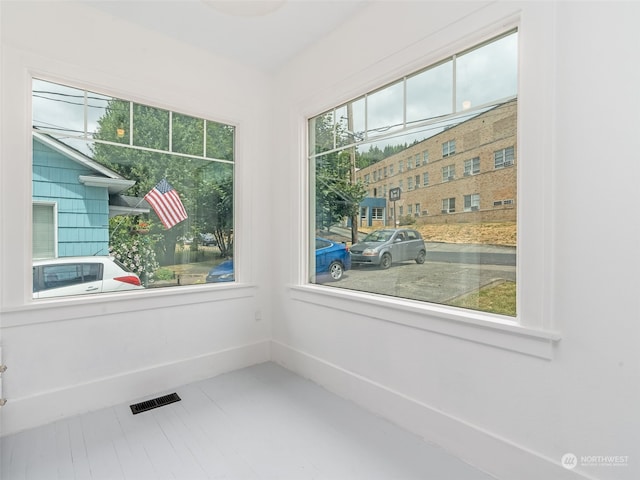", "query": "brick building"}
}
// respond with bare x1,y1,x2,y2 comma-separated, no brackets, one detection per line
355,99,517,227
